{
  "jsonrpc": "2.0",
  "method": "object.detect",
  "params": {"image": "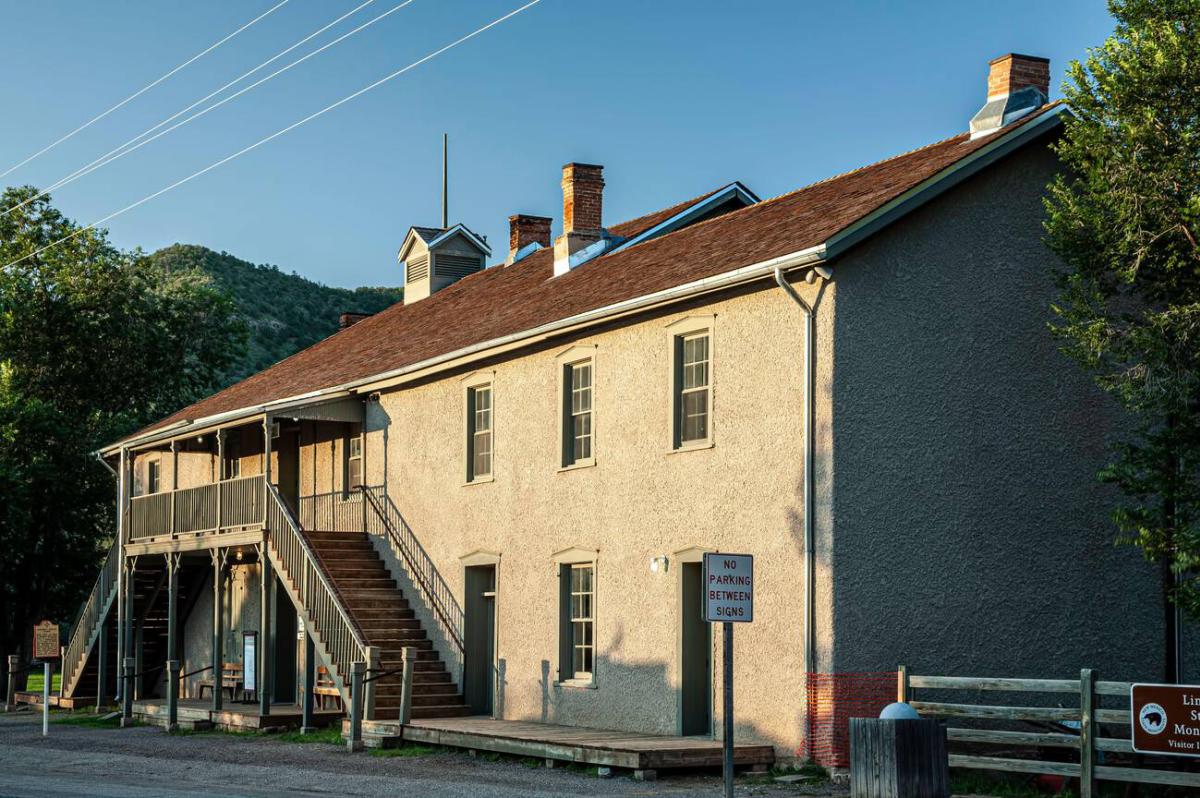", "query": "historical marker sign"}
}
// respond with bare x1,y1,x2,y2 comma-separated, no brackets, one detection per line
32,621,59,659
703,553,754,623
1131,683,1200,757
